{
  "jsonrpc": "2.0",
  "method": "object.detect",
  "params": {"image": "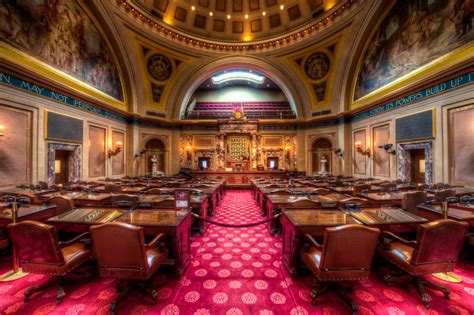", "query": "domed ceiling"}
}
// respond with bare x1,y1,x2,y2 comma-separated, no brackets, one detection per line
131,0,342,42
